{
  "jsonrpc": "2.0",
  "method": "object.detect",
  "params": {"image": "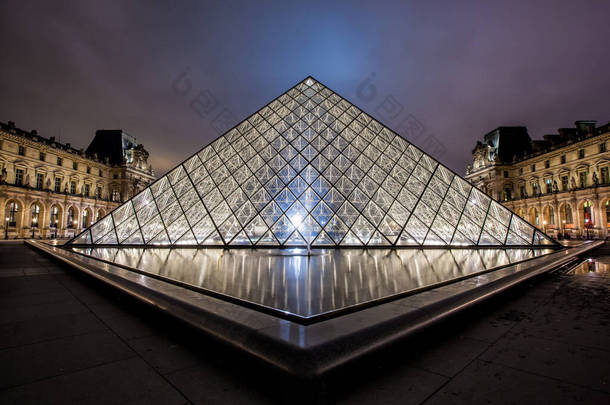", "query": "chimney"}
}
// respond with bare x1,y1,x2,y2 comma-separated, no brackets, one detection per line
575,120,596,135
